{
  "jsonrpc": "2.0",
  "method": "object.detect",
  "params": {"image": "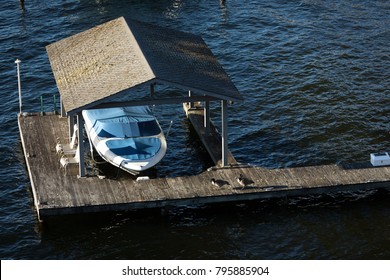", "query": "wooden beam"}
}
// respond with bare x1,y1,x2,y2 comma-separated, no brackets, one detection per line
153,78,244,103
91,95,219,109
